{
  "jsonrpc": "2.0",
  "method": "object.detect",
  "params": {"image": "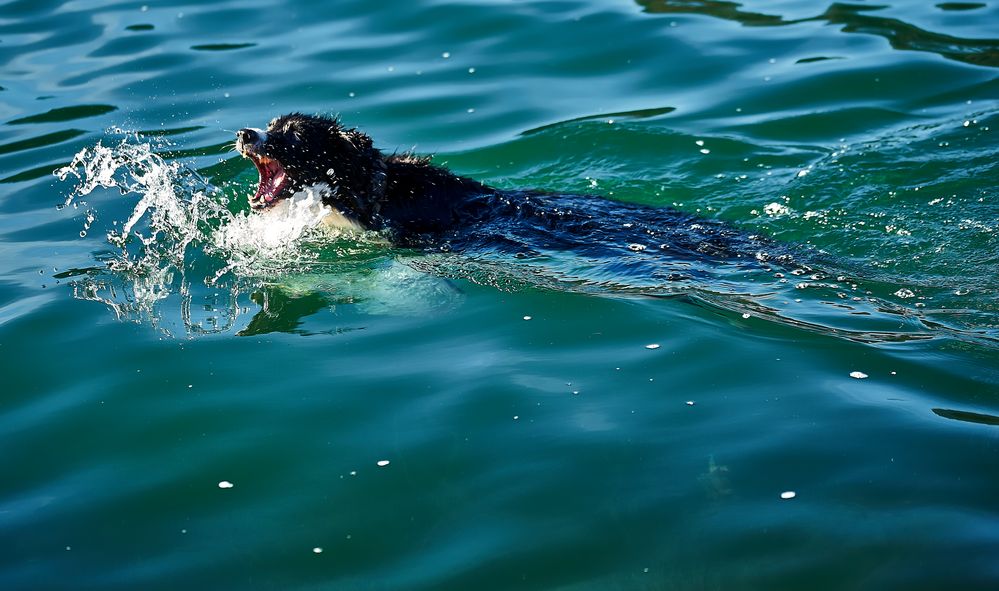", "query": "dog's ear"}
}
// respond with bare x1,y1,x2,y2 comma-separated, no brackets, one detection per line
337,128,373,152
